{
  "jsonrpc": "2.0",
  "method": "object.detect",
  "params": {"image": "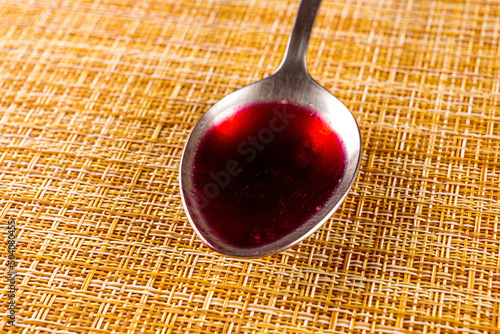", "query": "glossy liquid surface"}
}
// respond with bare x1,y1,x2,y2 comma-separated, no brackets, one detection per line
191,102,346,249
